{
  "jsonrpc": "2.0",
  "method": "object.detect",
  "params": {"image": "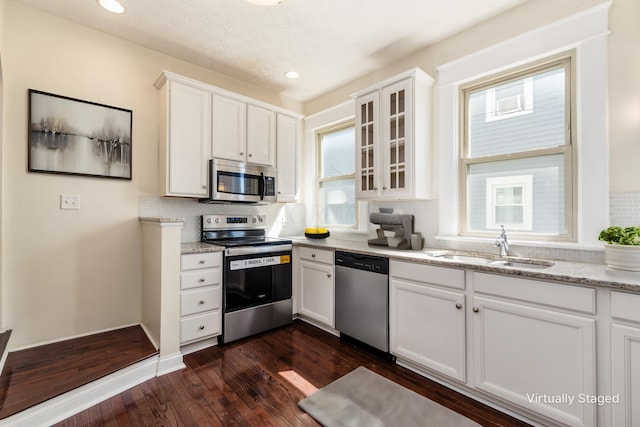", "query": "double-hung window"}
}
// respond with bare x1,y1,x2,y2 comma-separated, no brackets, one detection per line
461,54,575,240
317,124,356,227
